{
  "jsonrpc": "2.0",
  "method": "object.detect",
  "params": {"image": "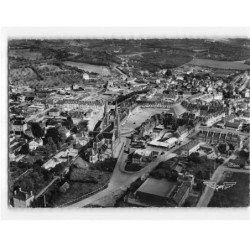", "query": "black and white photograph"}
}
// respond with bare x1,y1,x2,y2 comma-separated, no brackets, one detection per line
1,1,250,250
7,36,250,209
